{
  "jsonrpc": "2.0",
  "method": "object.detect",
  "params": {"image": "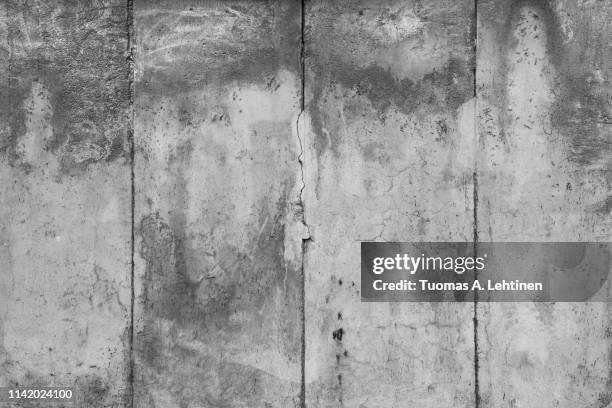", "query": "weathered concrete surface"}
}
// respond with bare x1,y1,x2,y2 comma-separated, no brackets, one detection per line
302,1,477,406
477,0,612,406
0,0,132,406
133,1,304,407
3,1,611,407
